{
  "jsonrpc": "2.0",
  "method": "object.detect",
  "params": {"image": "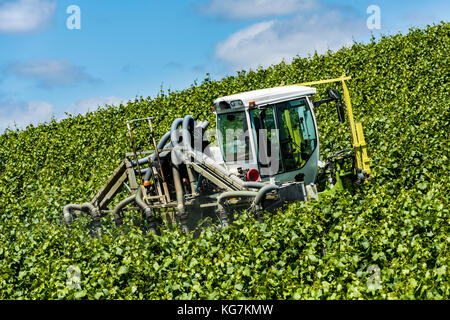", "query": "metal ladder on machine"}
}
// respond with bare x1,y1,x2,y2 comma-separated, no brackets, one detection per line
89,117,171,217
